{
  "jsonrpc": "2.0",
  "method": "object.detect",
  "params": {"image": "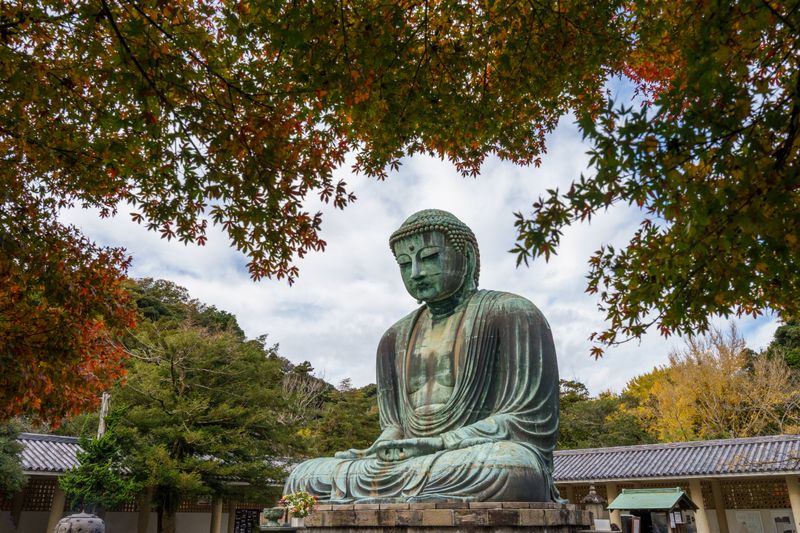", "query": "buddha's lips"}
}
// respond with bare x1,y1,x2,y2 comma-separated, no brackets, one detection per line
411,274,441,291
